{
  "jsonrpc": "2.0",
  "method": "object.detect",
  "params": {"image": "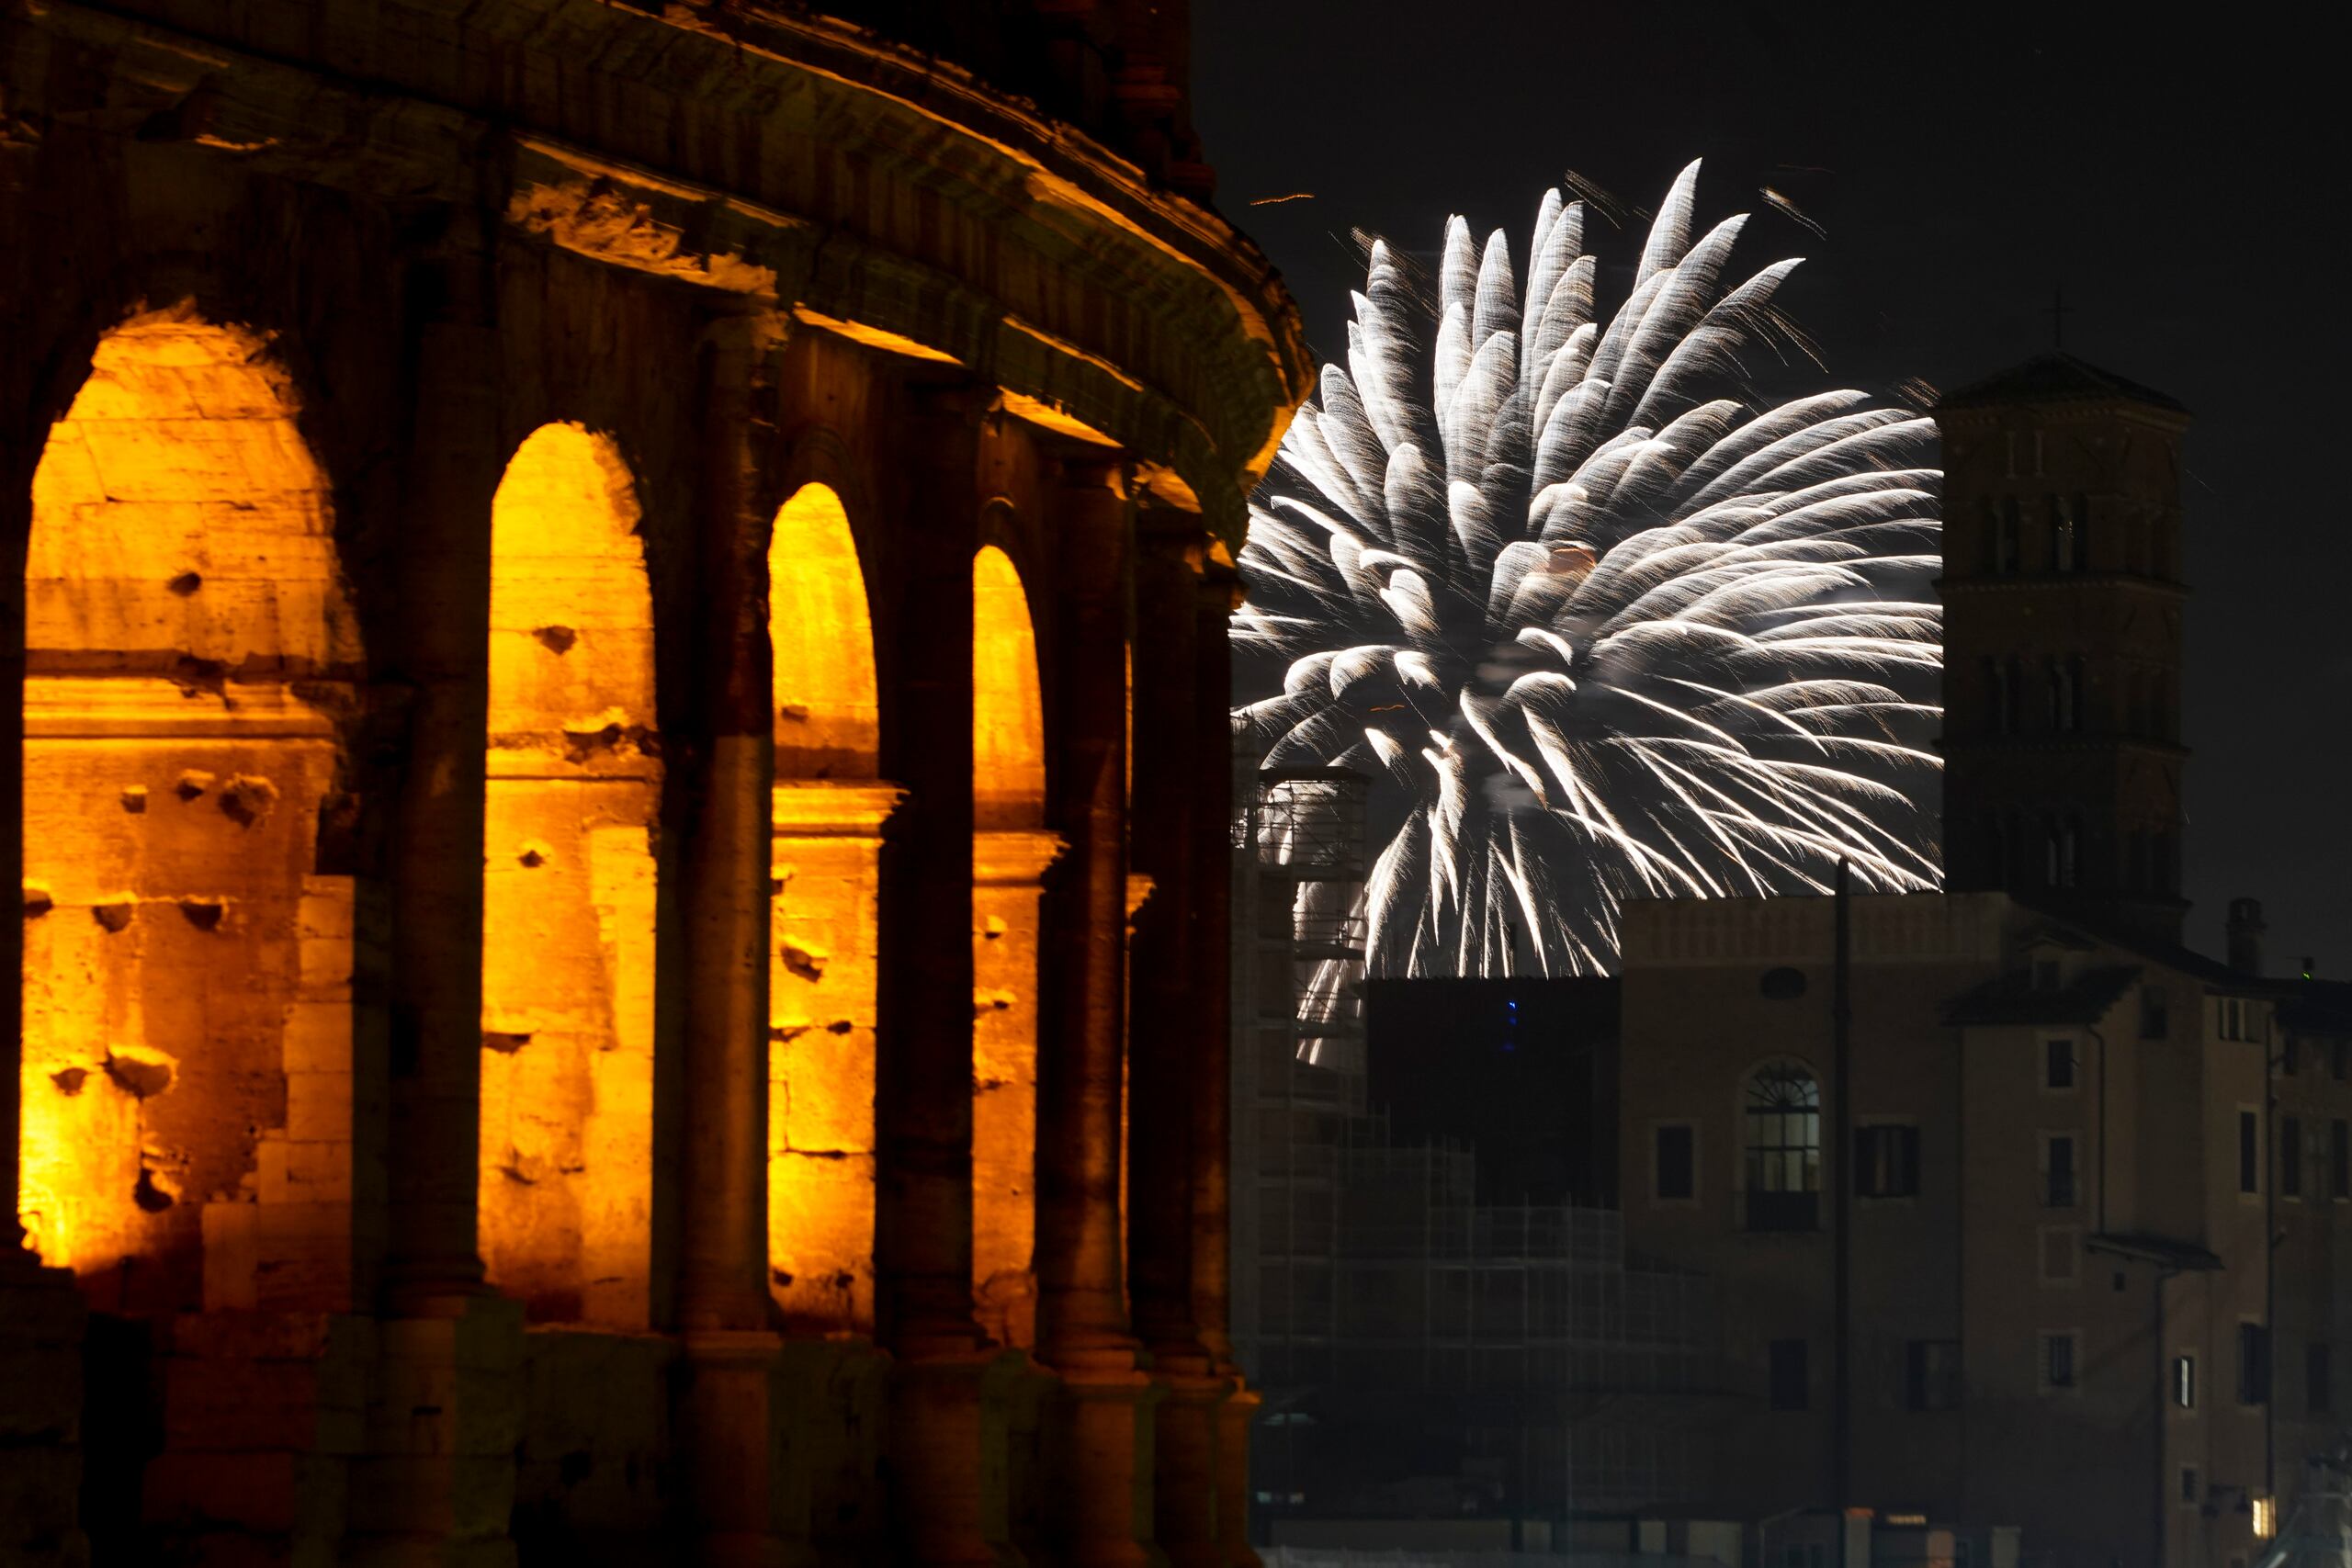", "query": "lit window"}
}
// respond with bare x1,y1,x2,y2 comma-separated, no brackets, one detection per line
2253,1495,2277,1540
2173,1353,2196,1409
1744,1066,1821,1233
